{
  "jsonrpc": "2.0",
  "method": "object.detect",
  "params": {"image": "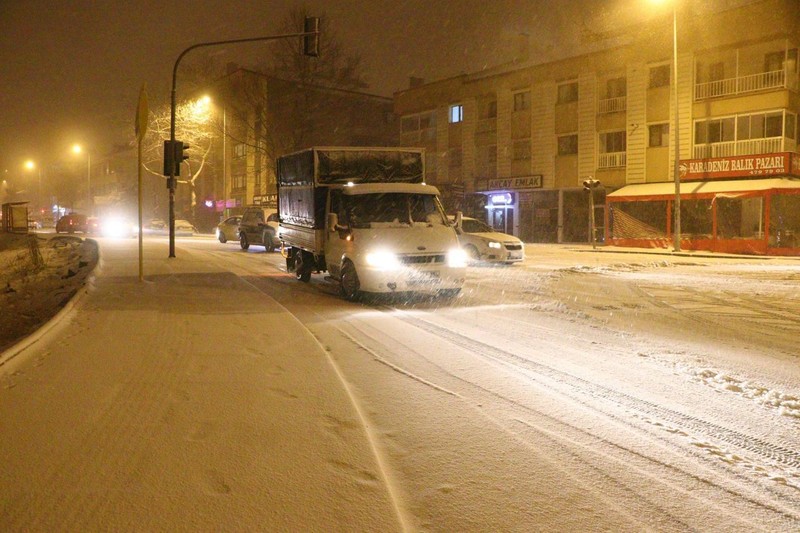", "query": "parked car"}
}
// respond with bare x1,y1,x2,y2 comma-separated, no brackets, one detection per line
174,219,197,236
453,216,525,264
143,218,167,235
238,206,280,252
216,215,242,243
55,213,88,234
86,217,102,234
